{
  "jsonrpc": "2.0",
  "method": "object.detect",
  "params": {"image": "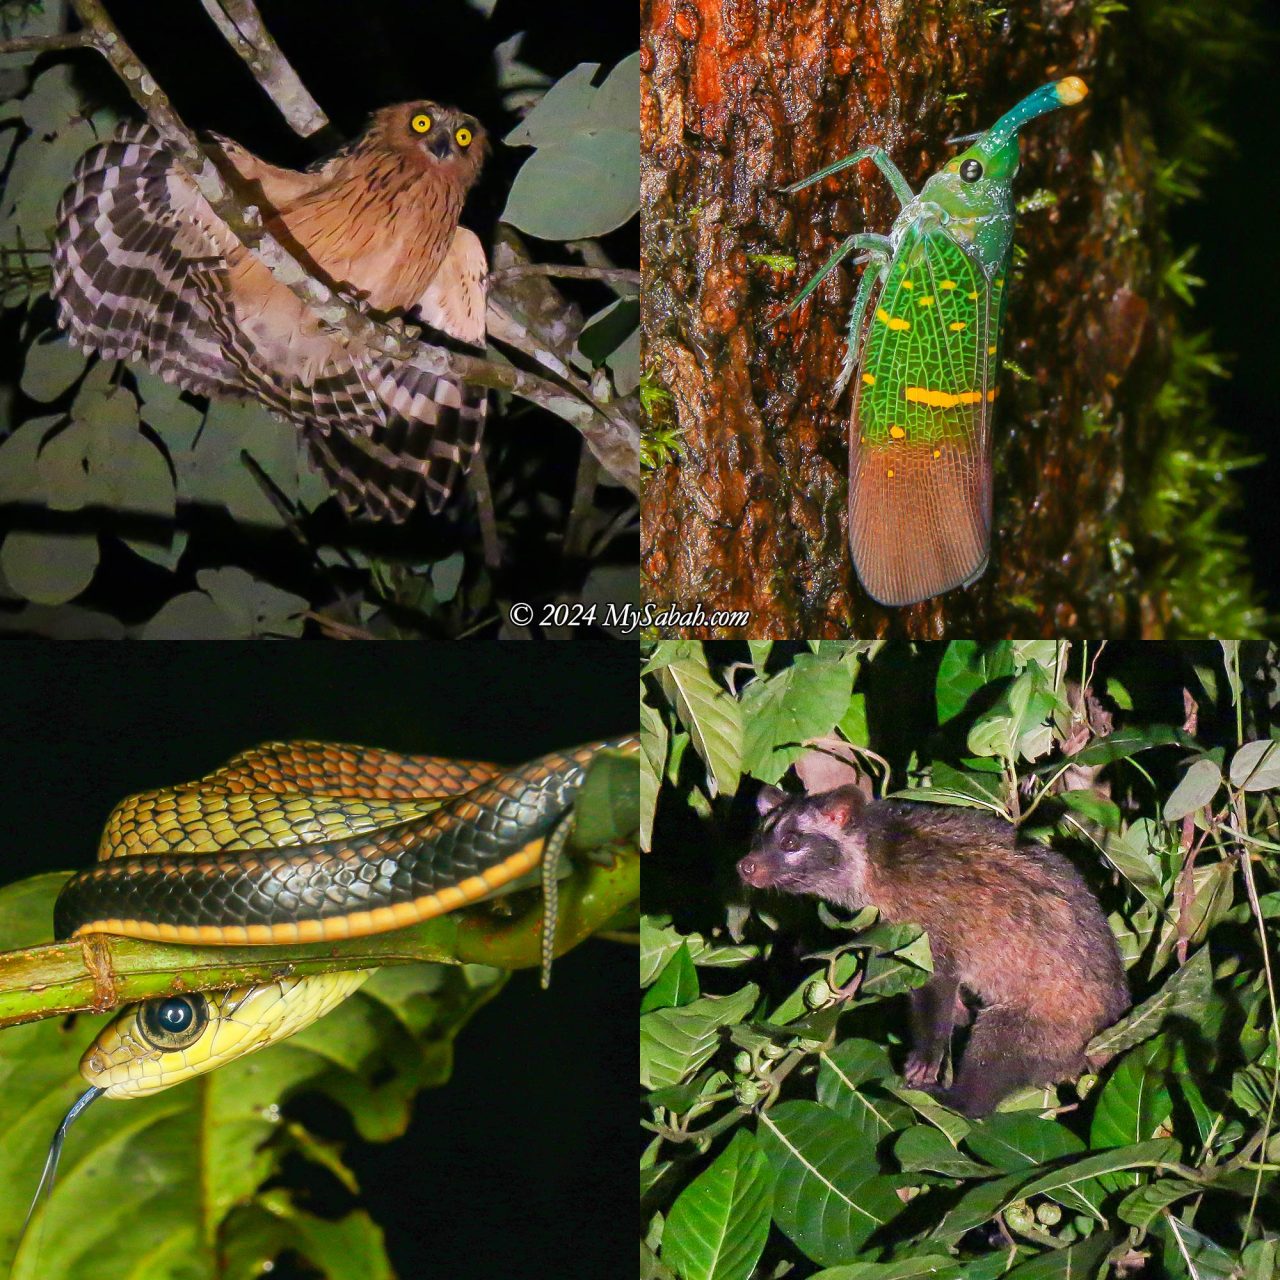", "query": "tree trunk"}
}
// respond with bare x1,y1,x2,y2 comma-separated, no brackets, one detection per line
640,0,1247,638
